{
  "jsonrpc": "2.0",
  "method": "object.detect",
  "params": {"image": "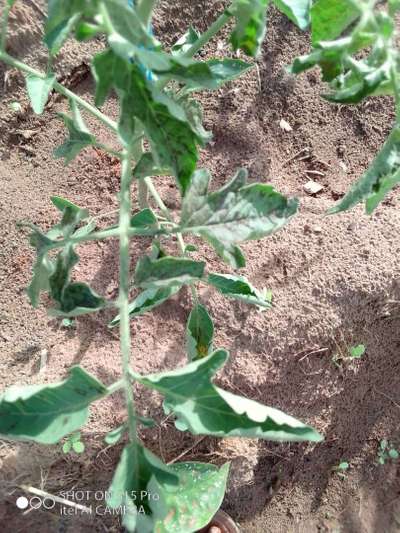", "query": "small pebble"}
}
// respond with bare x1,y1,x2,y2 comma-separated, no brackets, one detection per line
304,180,324,195
279,118,292,132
